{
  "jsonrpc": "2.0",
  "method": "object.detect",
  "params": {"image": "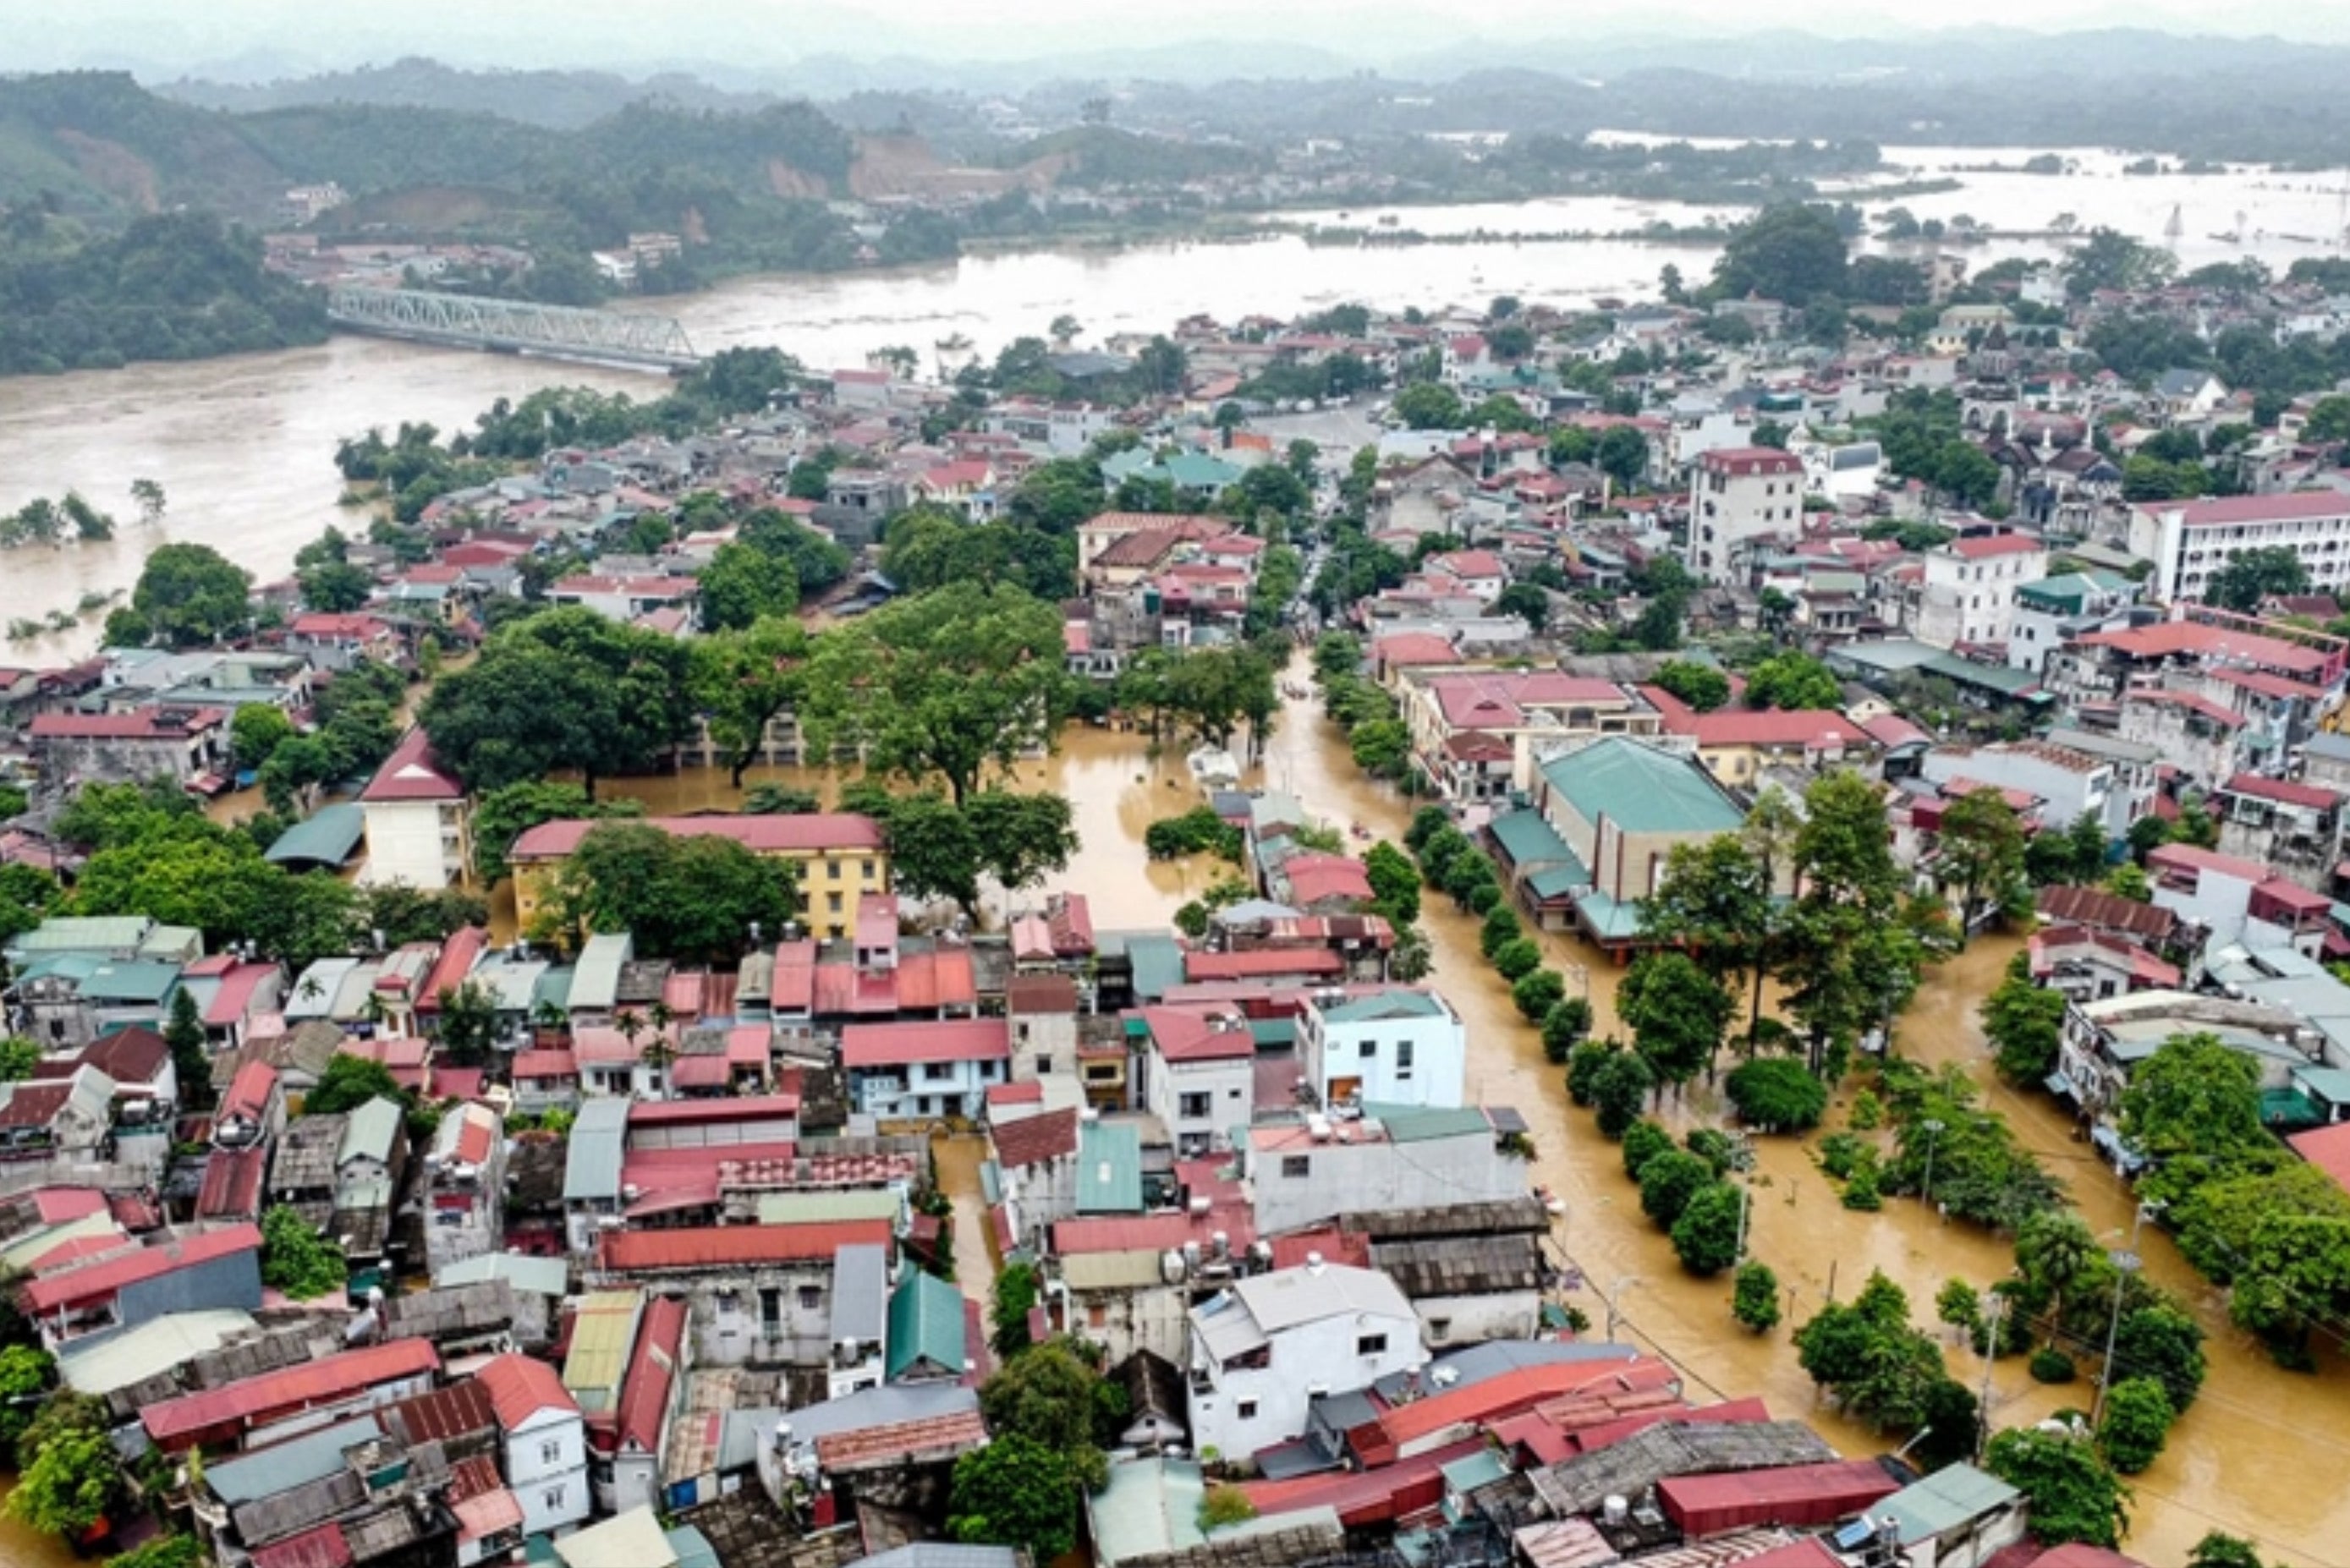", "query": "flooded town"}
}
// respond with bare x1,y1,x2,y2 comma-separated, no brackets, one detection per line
7,15,2350,1568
